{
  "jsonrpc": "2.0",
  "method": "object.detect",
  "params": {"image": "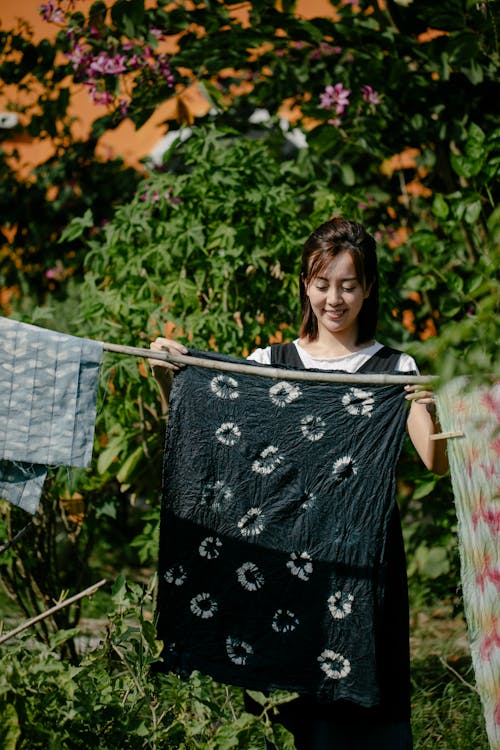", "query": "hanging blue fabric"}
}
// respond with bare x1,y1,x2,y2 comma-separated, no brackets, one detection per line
0,317,103,514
